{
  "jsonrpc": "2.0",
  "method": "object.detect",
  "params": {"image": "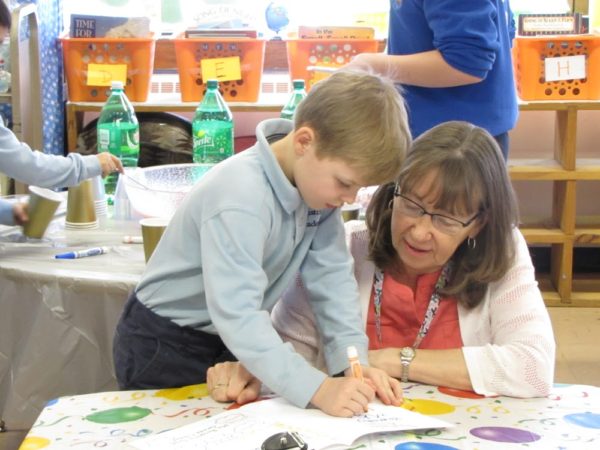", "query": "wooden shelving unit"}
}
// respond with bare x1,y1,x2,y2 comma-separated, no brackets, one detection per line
66,98,600,306
508,100,600,307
